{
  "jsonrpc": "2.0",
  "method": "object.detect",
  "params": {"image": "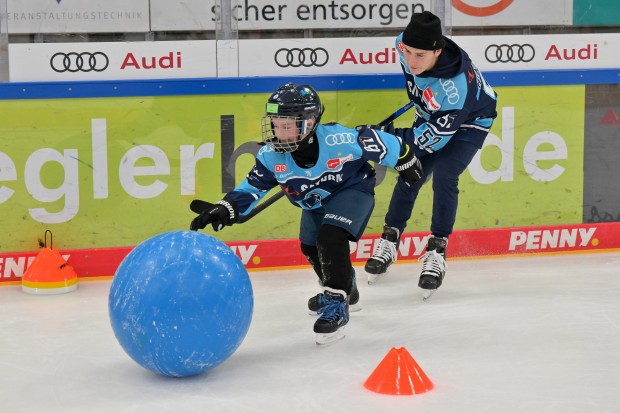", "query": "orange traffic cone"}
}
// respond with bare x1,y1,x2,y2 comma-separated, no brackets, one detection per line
364,347,433,395
22,231,78,295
